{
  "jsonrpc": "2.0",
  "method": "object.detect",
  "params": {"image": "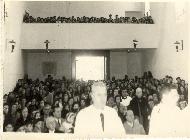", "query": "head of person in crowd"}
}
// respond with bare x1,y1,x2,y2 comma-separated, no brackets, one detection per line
21,107,29,119
121,89,128,98
185,83,188,90
53,106,62,119
65,112,76,124
179,100,187,110
8,92,16,103
90,81,107,110
16,125,25,132
111,83,116,90
160,85,179,106
54,100,59,107
179,86,185,94
26,101,31,108
86,85,91,92
152,93,159,104
113,89,119,97
21,98,27,108
119,104,127,116
3,94,8,104
25,121,33,132
169,76,173,84
81,93,87,100
31,110,37,119
33,119,43,133
46,116,56,131
60,112,76,133
148,95,153,101
125,110,135,124
115,95,122,106
14,101,19,109
3,103,9,115
73,95,80,102
148,99,155,110
108,89,113,96
4,123,14,132
181,80,185,87
39,100,45,109
157,85,162,93
80,99,86,109
179,94,185,101
35,111,41,120
68,97,74,107
63,104,70,112
72,102,80,113
135,87,143,99
11,103,17,114
107,96,115,107
43,103,51,117
111,76,116,82
176,77,181,84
